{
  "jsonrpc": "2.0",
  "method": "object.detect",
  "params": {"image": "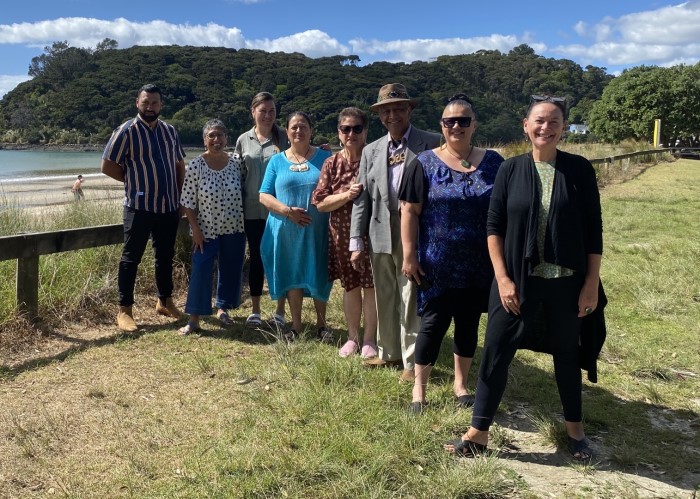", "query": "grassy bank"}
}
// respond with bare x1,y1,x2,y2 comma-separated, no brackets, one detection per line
0,156,698,497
